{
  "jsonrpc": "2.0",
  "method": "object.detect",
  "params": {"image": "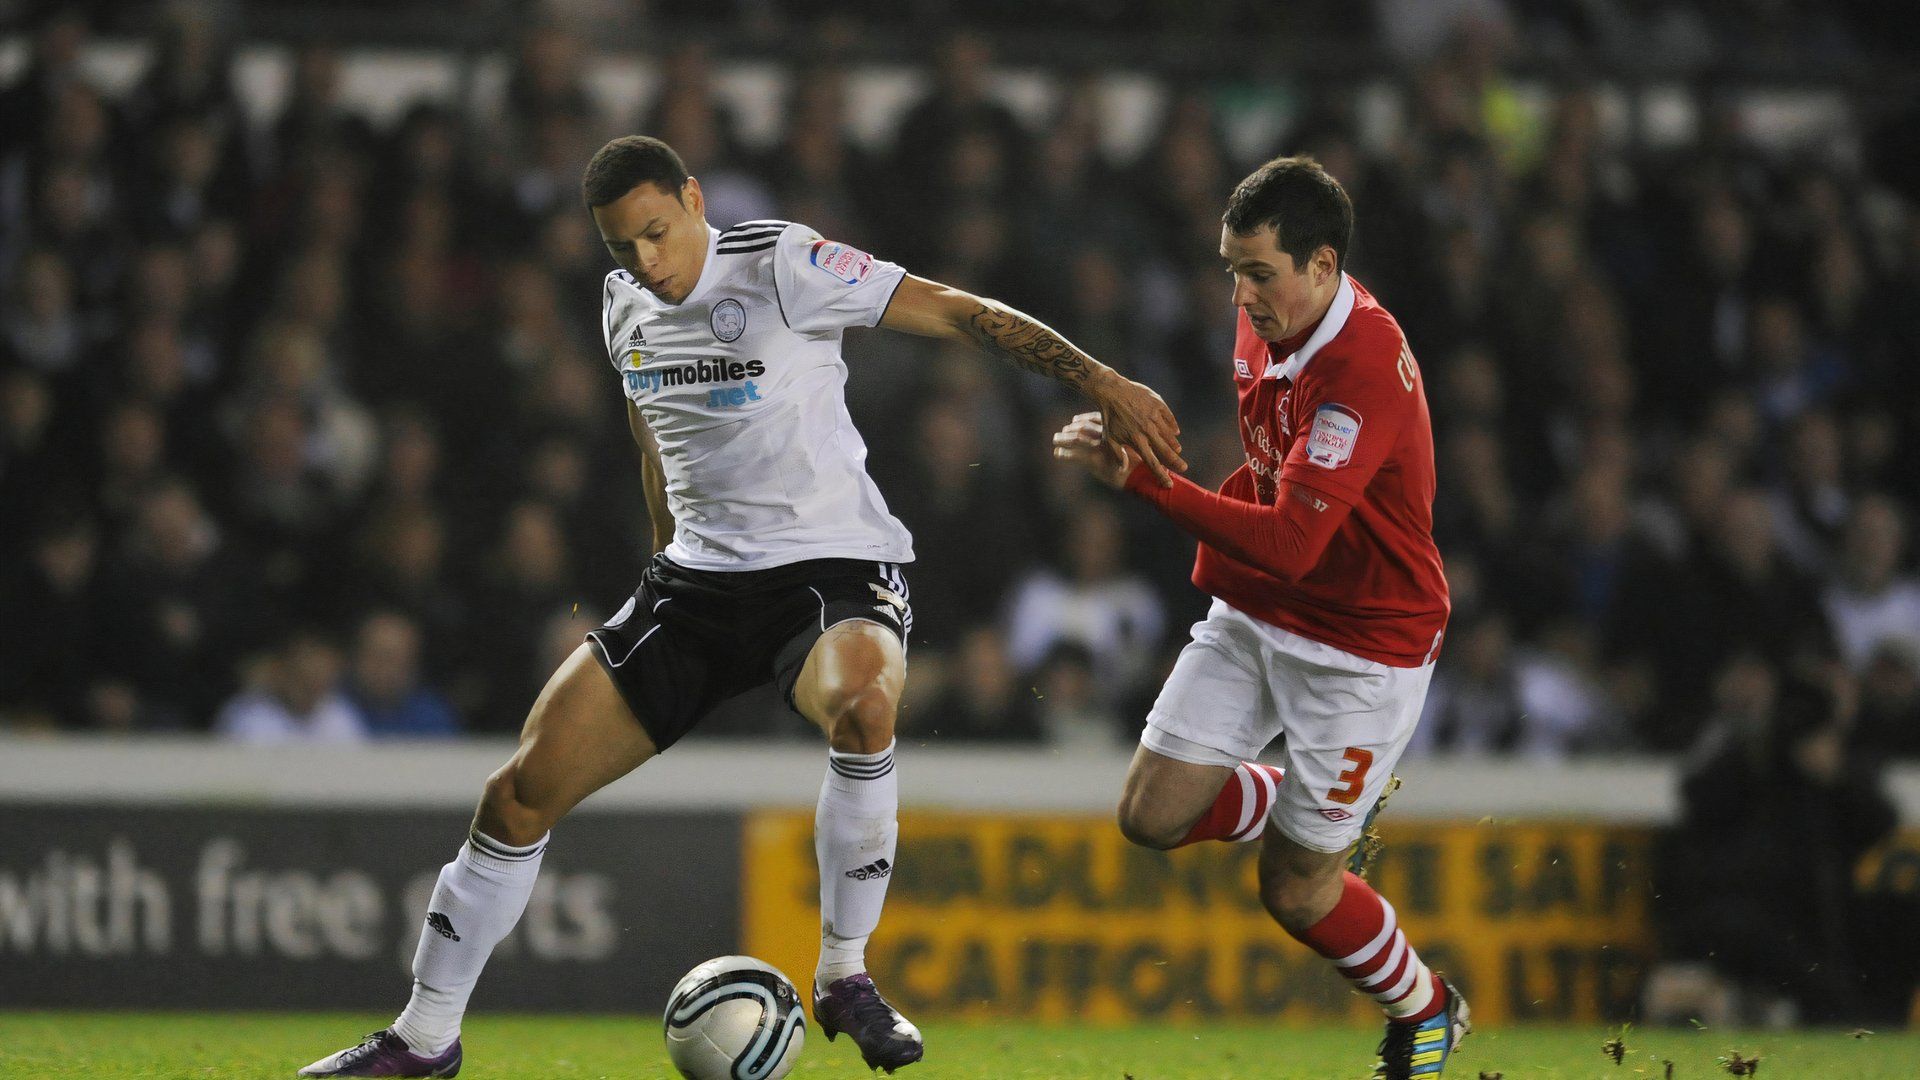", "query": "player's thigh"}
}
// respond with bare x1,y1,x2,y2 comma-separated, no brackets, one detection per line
1140,601,1280,767
790,620,905,746
1265,648,1434,854
494,643,659,821
1123,603,1276,842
